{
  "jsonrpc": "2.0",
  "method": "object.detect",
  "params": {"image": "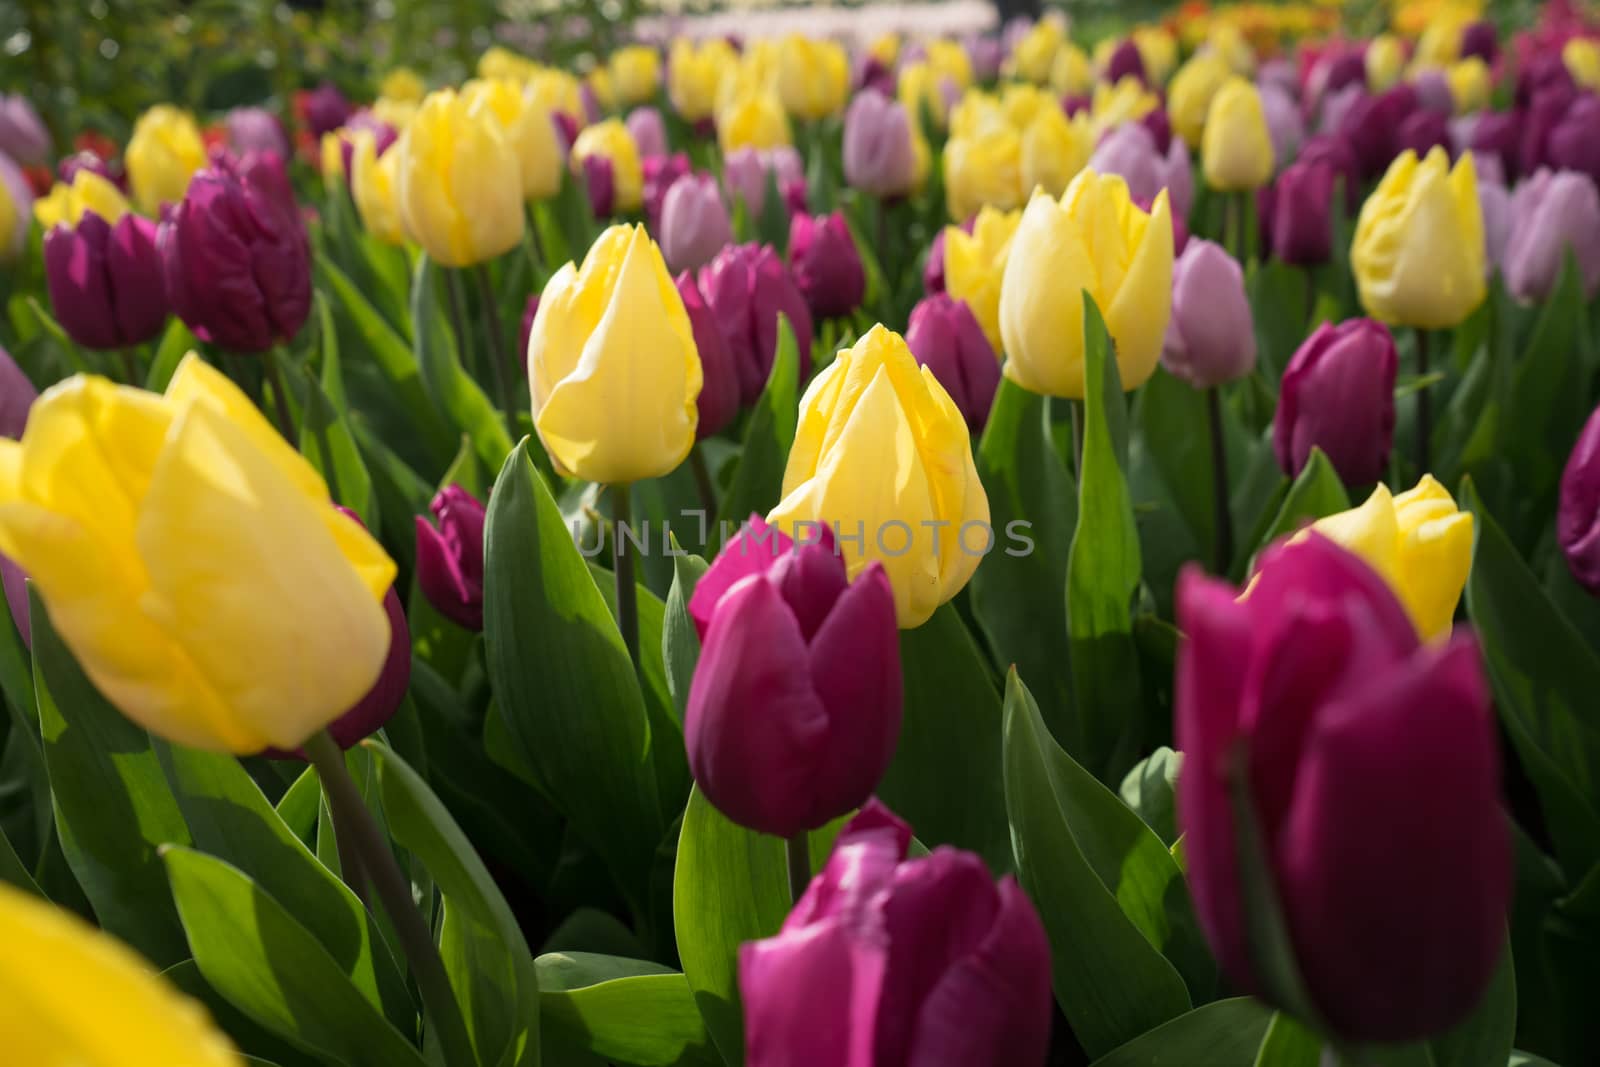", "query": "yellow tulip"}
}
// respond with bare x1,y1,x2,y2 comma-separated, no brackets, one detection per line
1201,78,1275,191
318,131,347,189
1366,34,1407,91
925,40,974,90
528,67,585,121
1205,22,1256,76
1446,57,1492,114
527,224,701,484
999,173,1174,397
34,170,129,231
869,33,900,68
396,89,526,268
945,205,1023,353
943,124,1023,221
0,177,14,264
1311,475,1473,640
718,92,793,153
379,66,426,103
351,130,405,246
1168,52,1232,147
126,105,206,214
911,127,932,192
372,96,418,131
669,38,736,123
1051,44,1094,97
587,66,617,115
949,90,1005,141
1413,11,1468,71
899,62,953,130
0,356,395,753
0,882,243,1067
1564,38,1600,92
1020,106,1093,199
1010,16,1066,85
776,35,850,120
610,45,662,107
478,46,541,83
768,325,989,628
462,77,564,201
1352,147,1485,329
1133,25,1179,84
1090,76,1160,137
1001,84,1055,132
571,118,644,213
